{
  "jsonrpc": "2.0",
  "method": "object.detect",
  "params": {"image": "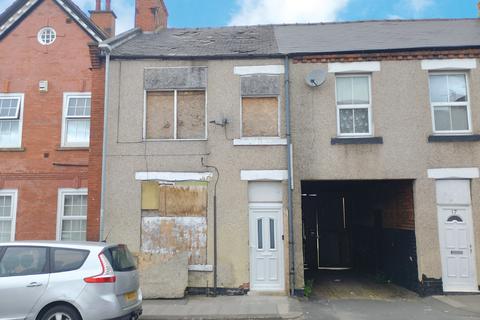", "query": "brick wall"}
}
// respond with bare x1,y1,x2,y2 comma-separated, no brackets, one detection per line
0,0,99,240
87,49,105,241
